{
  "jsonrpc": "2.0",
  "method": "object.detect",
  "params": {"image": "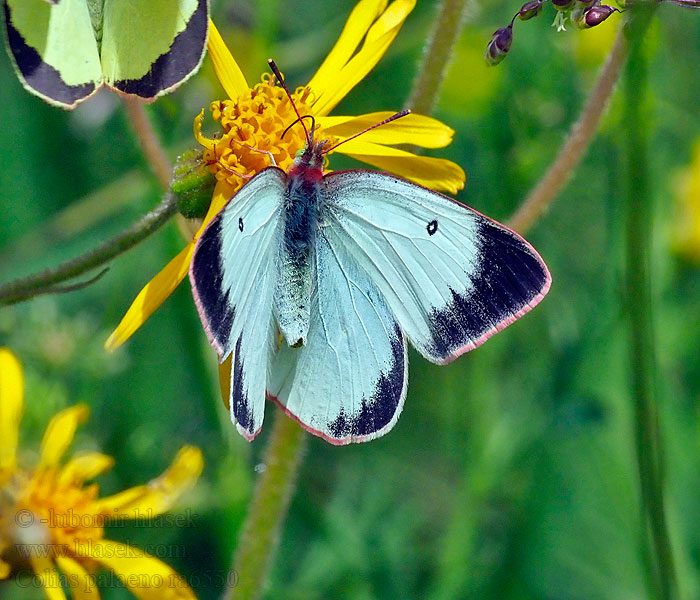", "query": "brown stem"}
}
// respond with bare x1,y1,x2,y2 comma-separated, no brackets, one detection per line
121,97,173,189
507,28,627,233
